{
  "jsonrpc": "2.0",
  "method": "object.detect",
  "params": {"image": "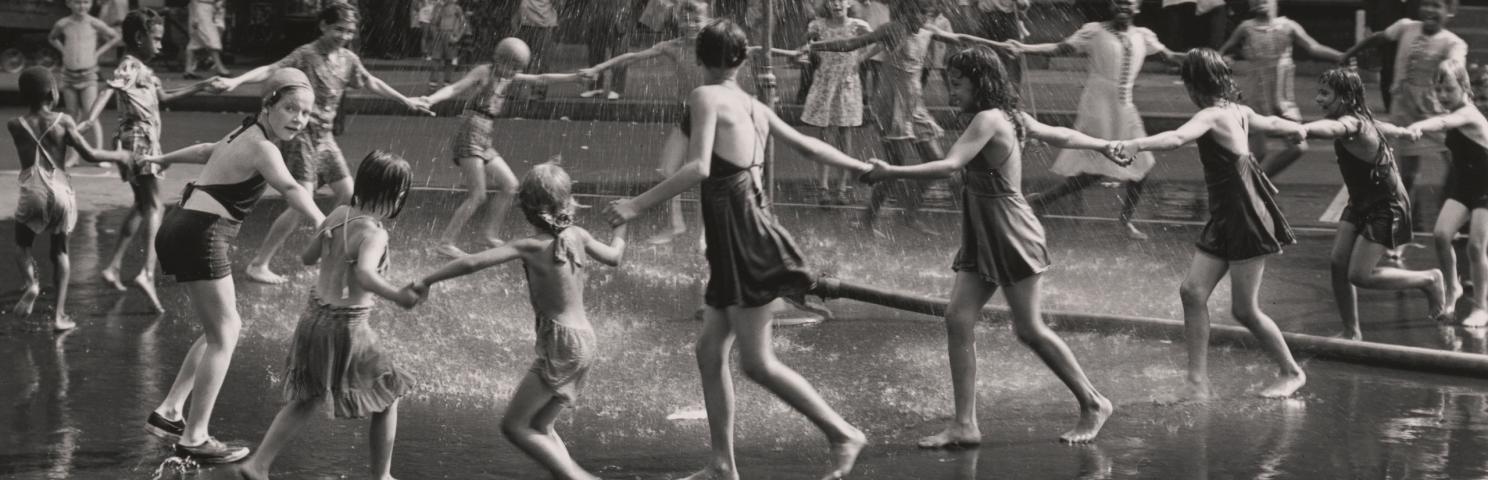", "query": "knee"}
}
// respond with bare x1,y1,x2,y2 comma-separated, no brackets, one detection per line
1347,267,1374,286
463,188,491,204
1469,237,1488,257
1230,306,1261,326
1434,228,1457,245
1012,322,1050,347
738,354,777,383
499,414,527,440
943,305,980,332
1178,284,1208,307
492,176,518,194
